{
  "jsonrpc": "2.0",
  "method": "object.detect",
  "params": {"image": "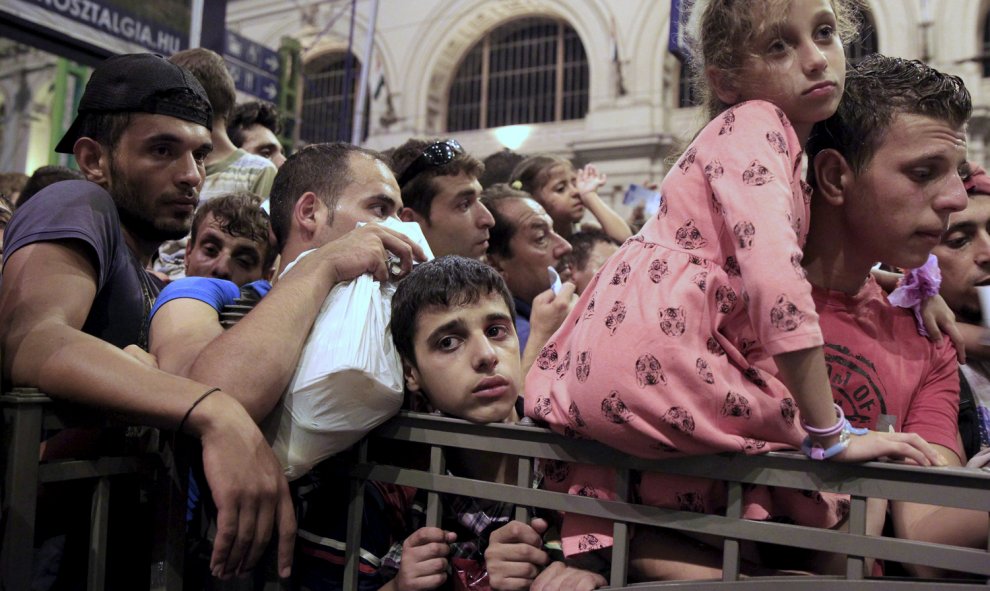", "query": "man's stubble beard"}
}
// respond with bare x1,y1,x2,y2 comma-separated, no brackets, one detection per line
109,156,193,243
